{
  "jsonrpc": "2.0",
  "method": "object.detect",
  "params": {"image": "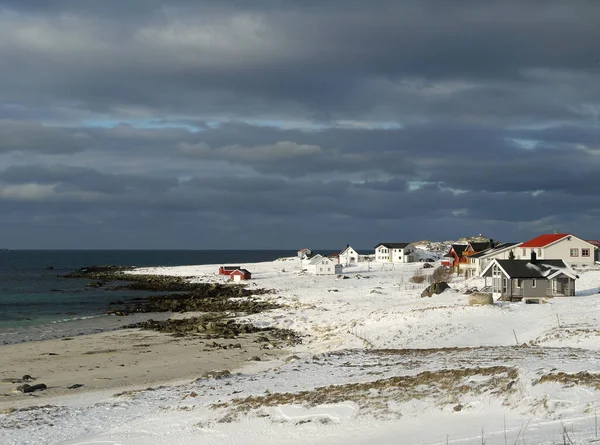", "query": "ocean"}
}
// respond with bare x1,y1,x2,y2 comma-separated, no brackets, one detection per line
0,250,296,344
